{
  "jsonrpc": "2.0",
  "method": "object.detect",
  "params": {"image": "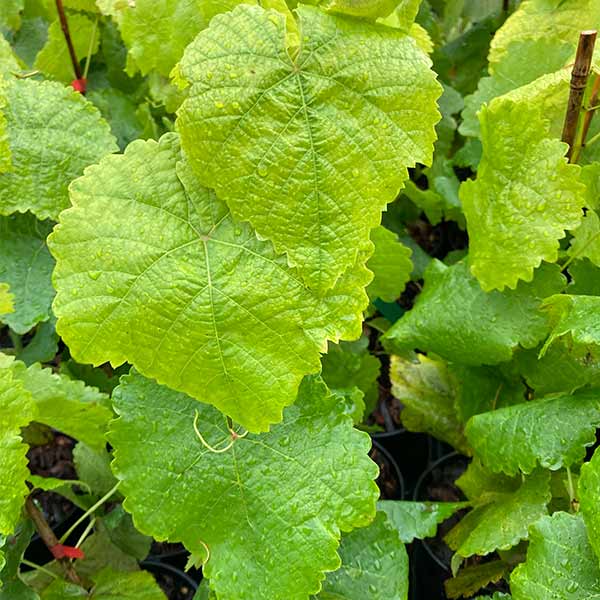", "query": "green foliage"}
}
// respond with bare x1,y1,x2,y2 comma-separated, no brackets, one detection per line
383,260,565,365
445,469,550,558
109,372,378,600
0,78,117,220
49,133,369,432
378,500,468,543
510,512,600,600
176,4,441,290
466,390,600,475
4,2,600,597
0,214,54,334
0,358,36,535
318,512,408,600
461,97,585,291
